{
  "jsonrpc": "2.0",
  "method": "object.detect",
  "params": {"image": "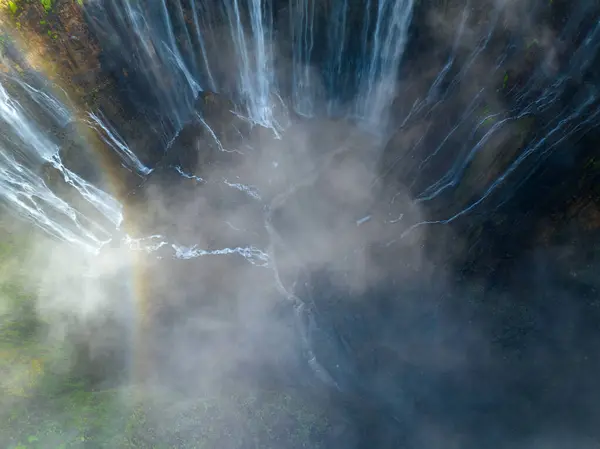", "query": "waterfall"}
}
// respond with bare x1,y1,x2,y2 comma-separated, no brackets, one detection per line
222,0,280,130
82,0,414,137
289,0,316,117
84,0,202,142
0,71,121,251
0,0,596,261
356,0,415,129
1,2,600,445
288,0,415,127
0,0,596,276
